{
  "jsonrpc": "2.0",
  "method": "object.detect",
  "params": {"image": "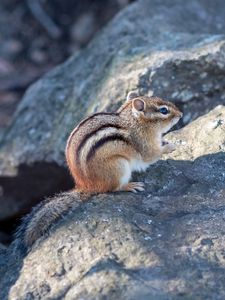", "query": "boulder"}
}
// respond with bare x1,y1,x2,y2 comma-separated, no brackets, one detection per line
0,243,7,277
1,106,225,299
1,0,225,222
